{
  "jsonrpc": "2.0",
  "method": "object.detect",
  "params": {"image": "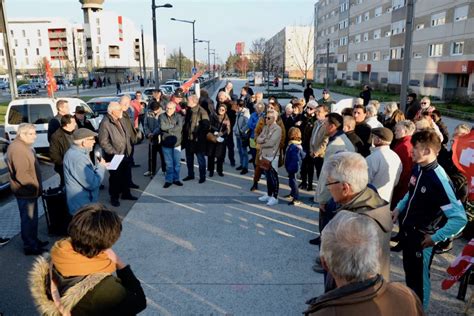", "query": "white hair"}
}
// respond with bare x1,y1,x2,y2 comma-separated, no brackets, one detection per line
366,104,377,117
385,102,398,115
187,94,198,105
369,100,380,111
285,103,293,111
320,210,380,283
324,152,368,194
395,120,416,135
107,102,122,114
17,123,35,136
